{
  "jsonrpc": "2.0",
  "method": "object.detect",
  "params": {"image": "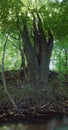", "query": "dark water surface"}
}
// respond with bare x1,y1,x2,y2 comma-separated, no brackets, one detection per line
0,116,68,130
